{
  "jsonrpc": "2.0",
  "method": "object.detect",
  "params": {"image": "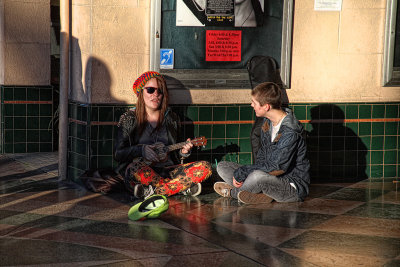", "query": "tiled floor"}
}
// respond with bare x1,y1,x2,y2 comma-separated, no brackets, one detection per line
0,154,399,266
